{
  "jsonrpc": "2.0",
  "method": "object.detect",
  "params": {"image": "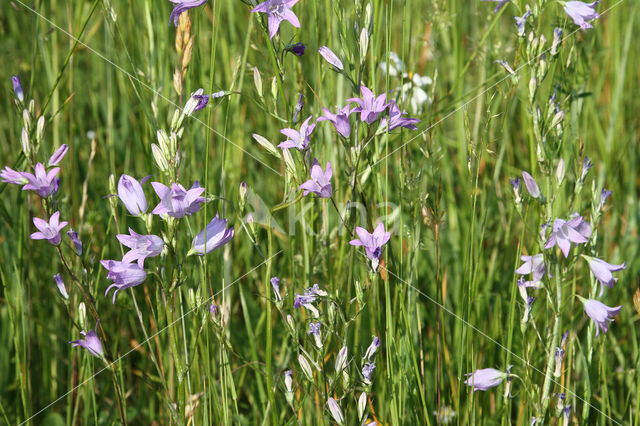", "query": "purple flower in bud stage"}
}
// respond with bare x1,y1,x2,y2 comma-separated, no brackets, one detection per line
118,174,148,216
318,46,344,71
496,59,515,74
299,160,332,198
168,0,208,26
270,276,282,301
482,0,510,13
12,75,24,101
598,189,612,211
70,321,104,358
521,171,541,199
191,214,234,255
582,299,622,337
580,156,593,182
101,260,147,303
562,405,572,426
191,89,210,111
583,255,626,295
349,222,391,261
515,254,546,286
31,211,68,245
510,177,521,202
308,321,322,348
514,9,532,36
293,93,304,122
288,42,306,56
116,228,164,266
347,86,389,124
464,368,508,391
363,336,381,360
362,362,376,384
293,284,327,317
53,273,69,299
564,1,600,30
151,181,206,218
317,105,352,138
278,115,315,150
1,166,28,185
67,229,83,256
379,100,420,131
21,163,60,197
48,144,69,166
522,296,536,323
209,303,218,315
251,0,300,39
554,346,565,377
544,215,591,258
